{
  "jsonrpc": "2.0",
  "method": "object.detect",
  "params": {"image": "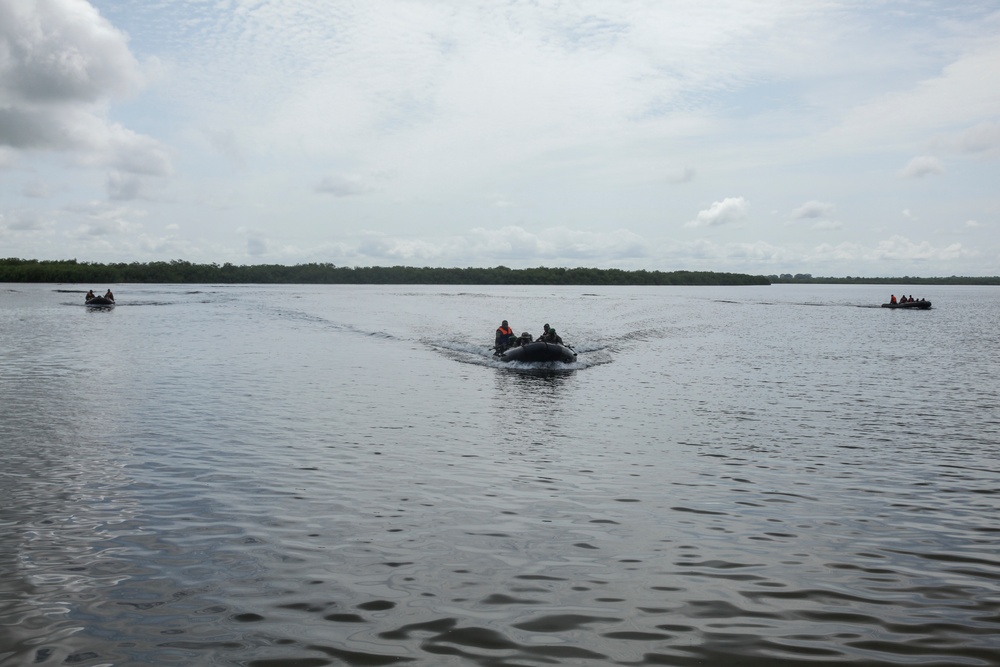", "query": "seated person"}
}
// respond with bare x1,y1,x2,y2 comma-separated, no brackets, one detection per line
518,332,532,346
85,290,95,301
104,289,115,301
546,328,563,345
495,320,515,349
